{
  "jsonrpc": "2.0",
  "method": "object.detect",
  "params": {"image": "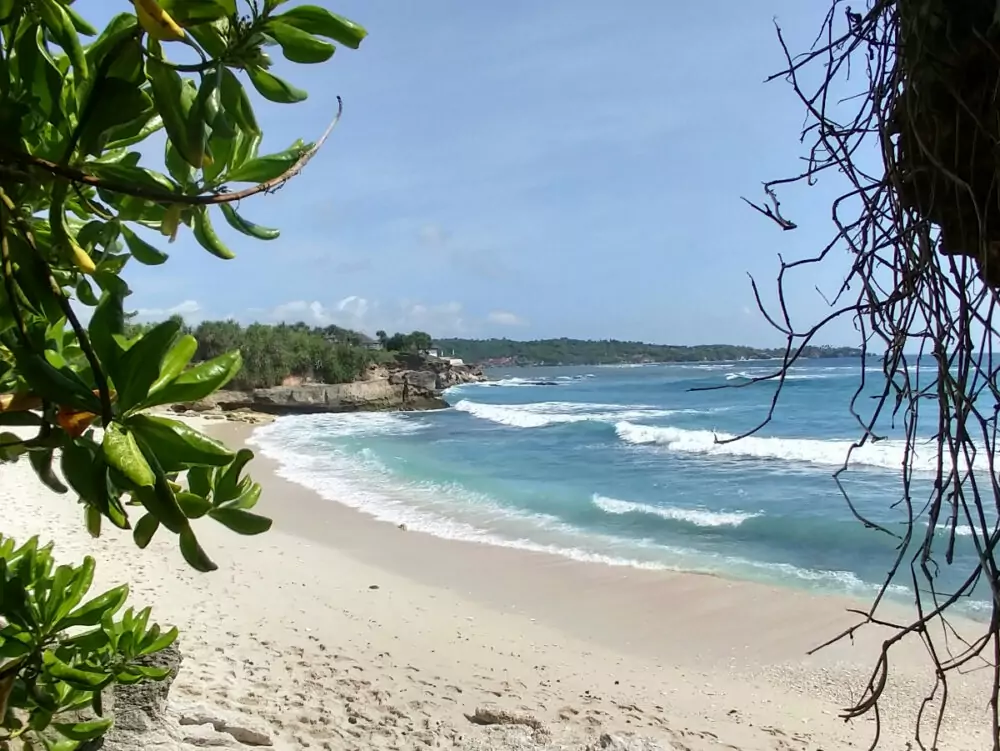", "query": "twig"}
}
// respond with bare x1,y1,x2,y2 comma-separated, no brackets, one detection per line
0,191,113,426
0,97,343,206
